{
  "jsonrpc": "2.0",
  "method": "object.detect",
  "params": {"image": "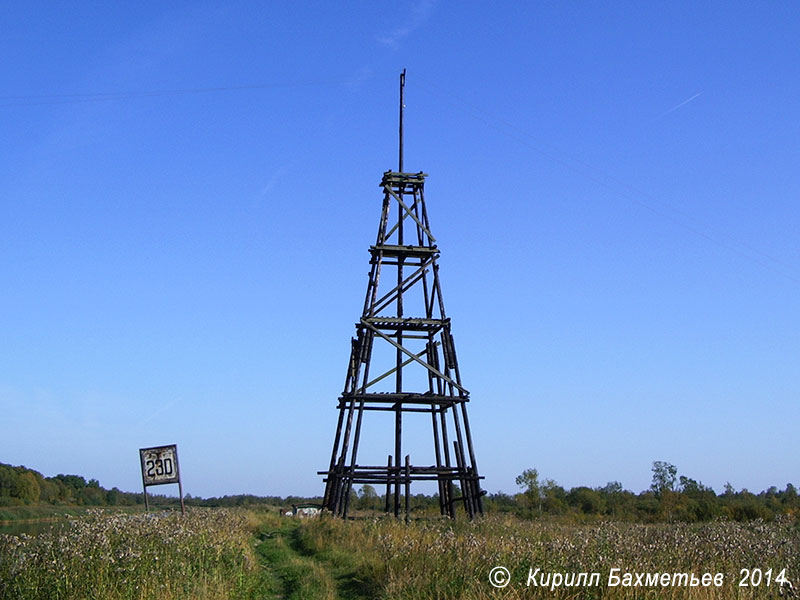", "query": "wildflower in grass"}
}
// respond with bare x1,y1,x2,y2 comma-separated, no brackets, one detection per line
0,508,258,600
